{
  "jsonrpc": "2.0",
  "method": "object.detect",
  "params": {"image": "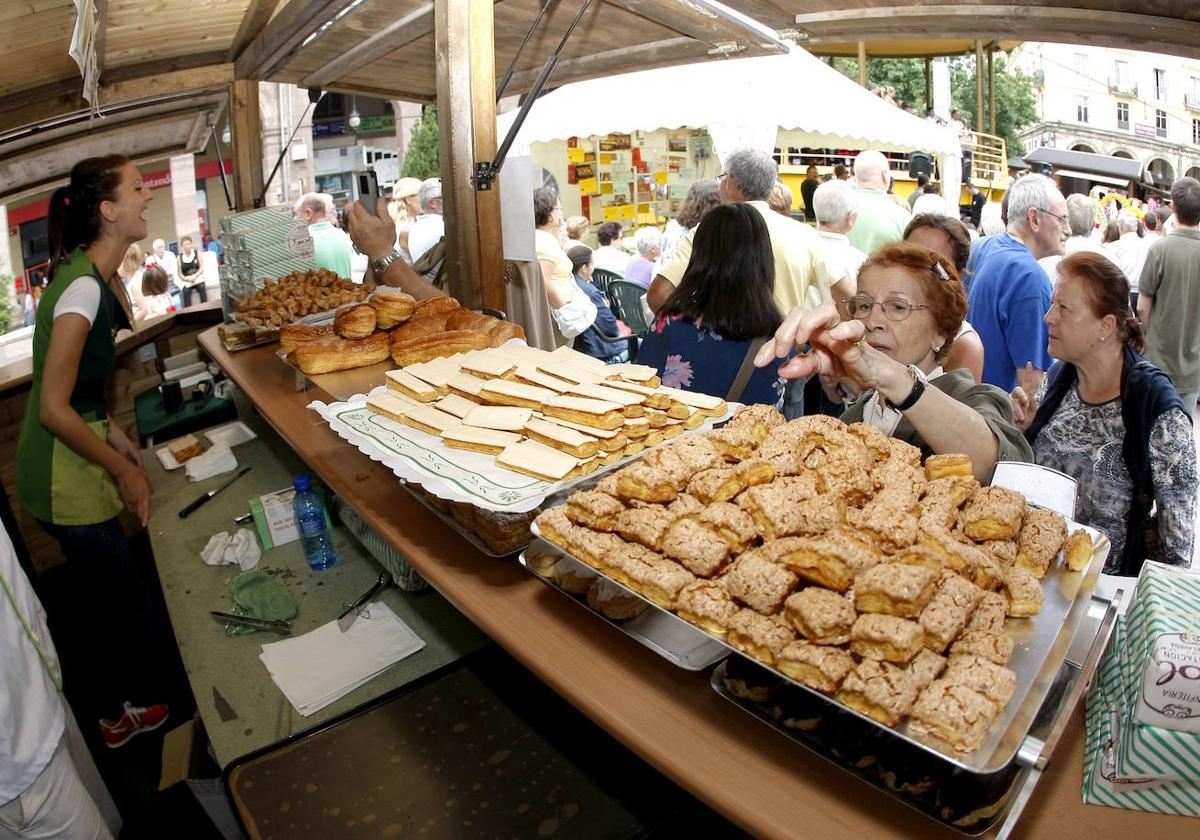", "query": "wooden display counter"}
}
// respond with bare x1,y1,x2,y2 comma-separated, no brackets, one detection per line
199,326,1194,840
